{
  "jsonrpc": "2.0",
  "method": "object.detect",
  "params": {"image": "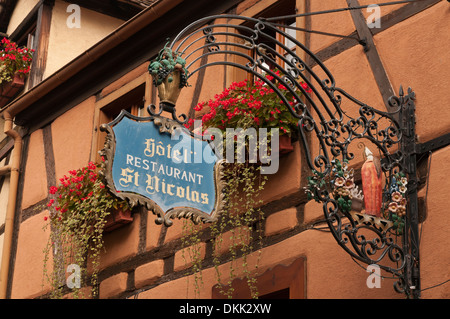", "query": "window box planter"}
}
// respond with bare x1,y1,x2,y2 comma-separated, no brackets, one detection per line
279,134,294,155
104,208,133,232
0,73,25,108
